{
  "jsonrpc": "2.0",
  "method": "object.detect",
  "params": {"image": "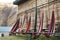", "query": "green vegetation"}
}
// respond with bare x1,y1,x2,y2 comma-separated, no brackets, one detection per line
0,34,60,40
